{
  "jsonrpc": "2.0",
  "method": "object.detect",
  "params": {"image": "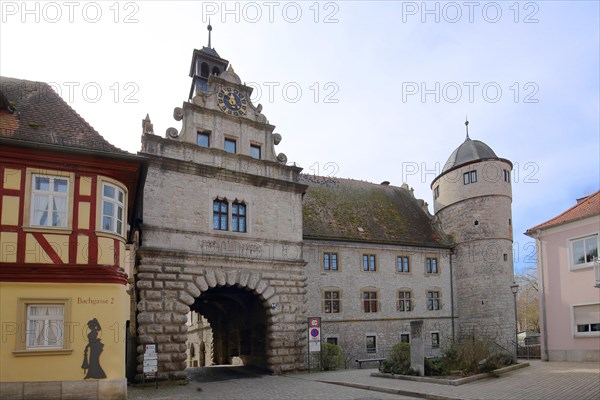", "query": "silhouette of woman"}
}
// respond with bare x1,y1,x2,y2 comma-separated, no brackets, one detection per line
81,318,106,379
